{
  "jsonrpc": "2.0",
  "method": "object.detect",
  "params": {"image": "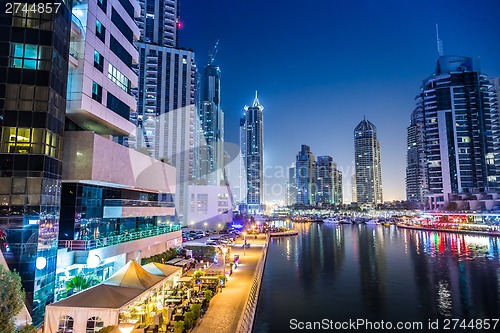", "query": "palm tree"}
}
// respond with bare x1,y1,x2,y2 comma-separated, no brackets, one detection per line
65,274,101,294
